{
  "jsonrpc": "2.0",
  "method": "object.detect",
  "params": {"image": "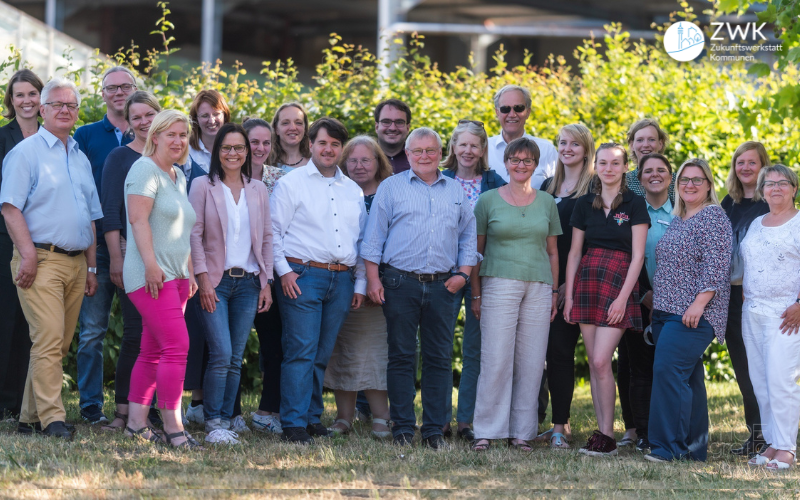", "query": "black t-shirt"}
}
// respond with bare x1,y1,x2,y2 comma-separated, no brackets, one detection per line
721,194,769,284
541,178,578,285
100,145,142,241
569,190,650,254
